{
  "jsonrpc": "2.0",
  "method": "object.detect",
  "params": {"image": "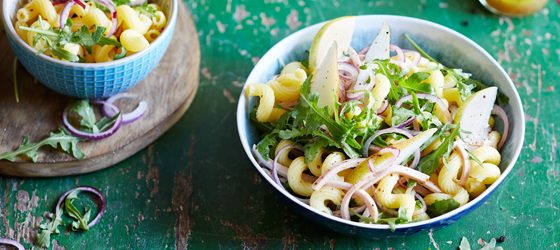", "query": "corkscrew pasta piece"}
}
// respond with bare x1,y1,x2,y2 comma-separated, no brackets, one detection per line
245,83,275,123
465,178,486,198
308,148,325,177
274,140,294,167
310,187,345,215
469,146,502,185
437,152,469,205
287,157,315,197
371,73,390,111
120,29,150,52
487,131,501,149
116,5,151,35
376,174,416,221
